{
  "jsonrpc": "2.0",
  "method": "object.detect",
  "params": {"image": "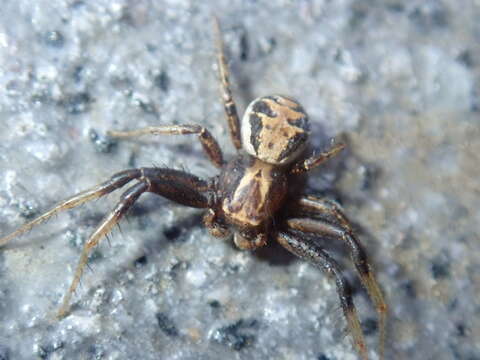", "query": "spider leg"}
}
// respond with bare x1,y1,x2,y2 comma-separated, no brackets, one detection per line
108,125,224,168
287,196,387,360
58,167,210,318
277,231,368,360
143,167,210,208
213,16,242,150
0,169,146,247
290,142,345,174
57,181,149,318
